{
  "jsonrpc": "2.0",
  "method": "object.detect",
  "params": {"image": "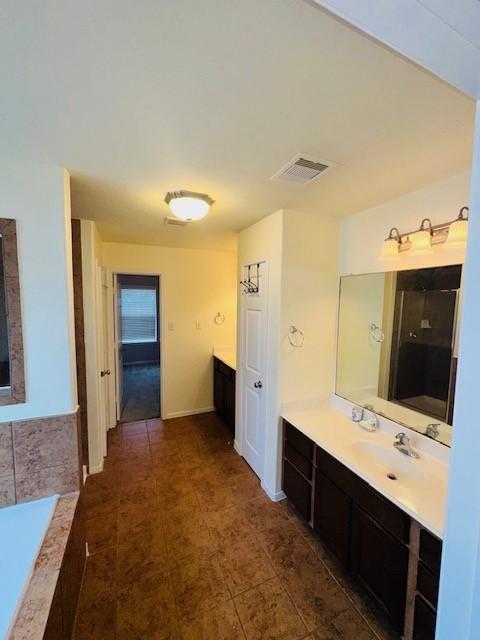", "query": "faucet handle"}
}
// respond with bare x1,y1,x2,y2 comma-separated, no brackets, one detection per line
395,432,407,444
